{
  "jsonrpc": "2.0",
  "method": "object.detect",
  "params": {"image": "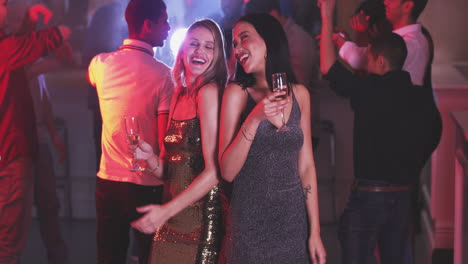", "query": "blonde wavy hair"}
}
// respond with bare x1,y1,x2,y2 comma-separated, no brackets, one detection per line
172,19,228,97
